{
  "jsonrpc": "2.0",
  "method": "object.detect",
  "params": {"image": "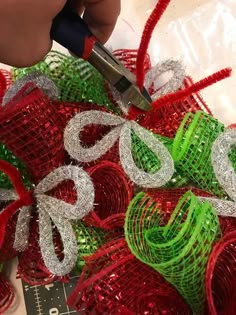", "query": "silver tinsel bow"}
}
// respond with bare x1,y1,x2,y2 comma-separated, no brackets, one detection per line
0,165,94,276
64,110,175,188
199,128,236,217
